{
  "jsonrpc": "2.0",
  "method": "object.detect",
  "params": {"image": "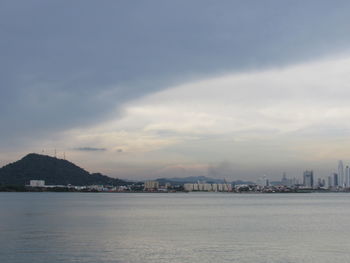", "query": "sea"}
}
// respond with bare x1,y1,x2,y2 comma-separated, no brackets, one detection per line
1,192,350,263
